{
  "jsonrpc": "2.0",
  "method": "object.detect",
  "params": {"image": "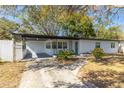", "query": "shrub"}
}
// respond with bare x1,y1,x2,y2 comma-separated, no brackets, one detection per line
92,48,104,60
57,50,75,60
